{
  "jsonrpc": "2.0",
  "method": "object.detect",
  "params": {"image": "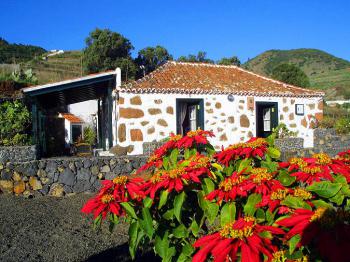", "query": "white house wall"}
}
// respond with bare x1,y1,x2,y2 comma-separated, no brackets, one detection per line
68,100,98,125
116,92,323,155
